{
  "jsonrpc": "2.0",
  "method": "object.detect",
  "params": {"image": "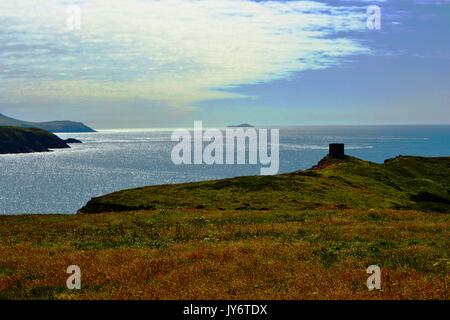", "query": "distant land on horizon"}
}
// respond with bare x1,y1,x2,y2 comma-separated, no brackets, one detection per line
0,113,96,133
85,123,450,130
227,123,254,128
